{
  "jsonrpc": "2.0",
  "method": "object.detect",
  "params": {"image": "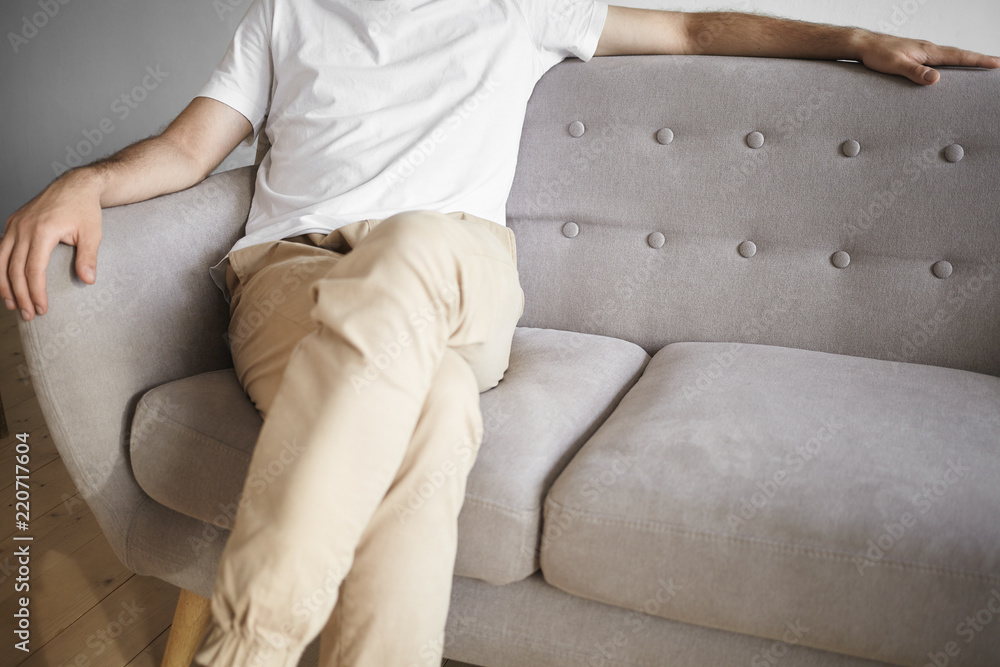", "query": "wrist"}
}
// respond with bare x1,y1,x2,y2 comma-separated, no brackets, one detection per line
844,27,874,61
61,166,106,201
